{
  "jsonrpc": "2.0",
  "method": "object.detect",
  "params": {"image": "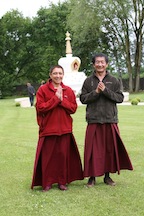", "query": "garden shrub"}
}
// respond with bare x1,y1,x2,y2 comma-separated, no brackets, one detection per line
15,102,20,107
131,98,139,105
